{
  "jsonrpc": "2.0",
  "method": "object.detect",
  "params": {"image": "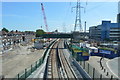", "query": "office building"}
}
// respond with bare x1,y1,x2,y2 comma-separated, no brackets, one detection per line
89,21,120,41
117,1,120,23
